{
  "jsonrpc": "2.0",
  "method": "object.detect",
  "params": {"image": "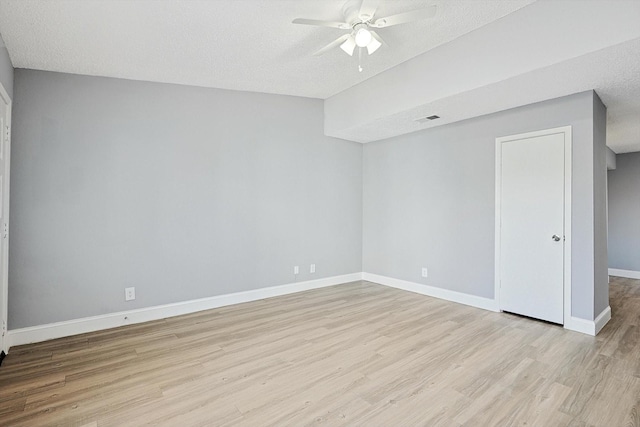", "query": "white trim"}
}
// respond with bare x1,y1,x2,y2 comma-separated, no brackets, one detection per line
564,306,611,336
0,82,10,104
594,306,612,335
0,81,10,354
9,268,609,349
494,126,572,328
8,273,364,349
362,272,499,312
563,317,593,335
609,268,640,280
